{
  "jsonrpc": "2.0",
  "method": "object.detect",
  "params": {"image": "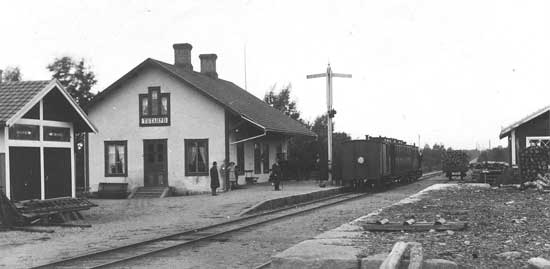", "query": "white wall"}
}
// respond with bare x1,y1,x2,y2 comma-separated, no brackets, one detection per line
0,127,5,152
87,67,226,193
